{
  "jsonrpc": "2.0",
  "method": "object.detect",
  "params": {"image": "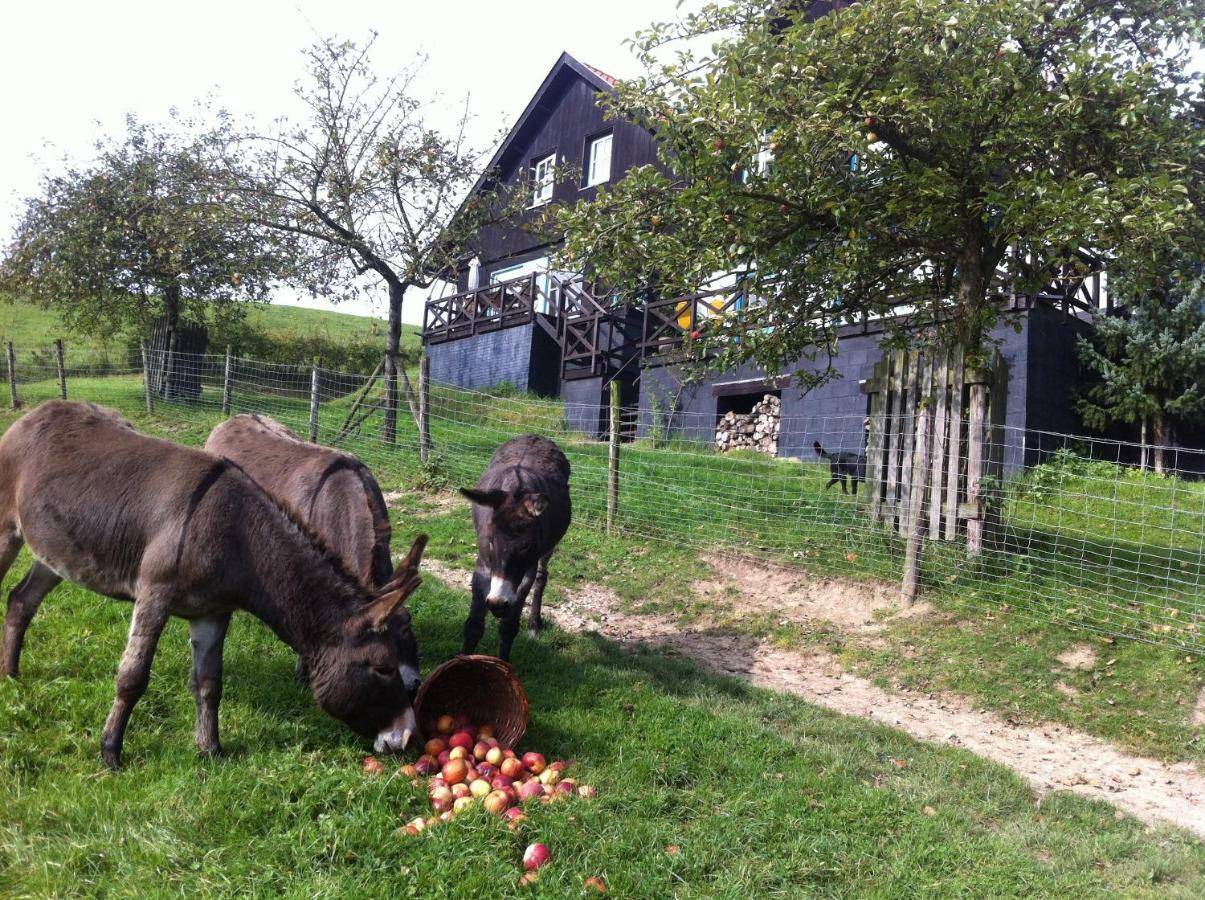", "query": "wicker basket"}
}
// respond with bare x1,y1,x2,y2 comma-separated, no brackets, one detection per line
414,654,530,749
